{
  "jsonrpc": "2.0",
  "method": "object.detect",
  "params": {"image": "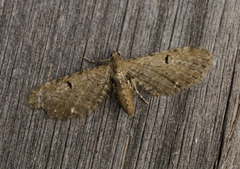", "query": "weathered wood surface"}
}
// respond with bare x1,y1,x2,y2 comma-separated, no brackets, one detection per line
0,0,239,168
